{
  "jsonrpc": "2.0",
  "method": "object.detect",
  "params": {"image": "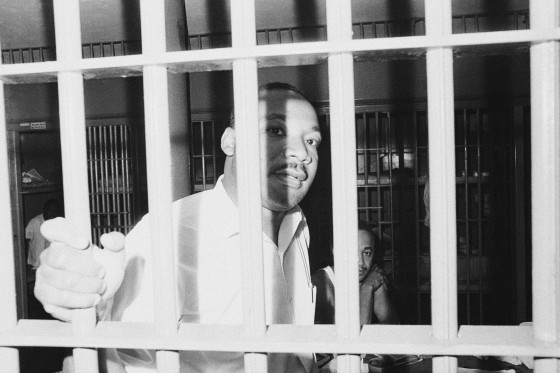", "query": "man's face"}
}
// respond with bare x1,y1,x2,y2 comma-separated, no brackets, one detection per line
258,90,321,211
358,230,375,282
